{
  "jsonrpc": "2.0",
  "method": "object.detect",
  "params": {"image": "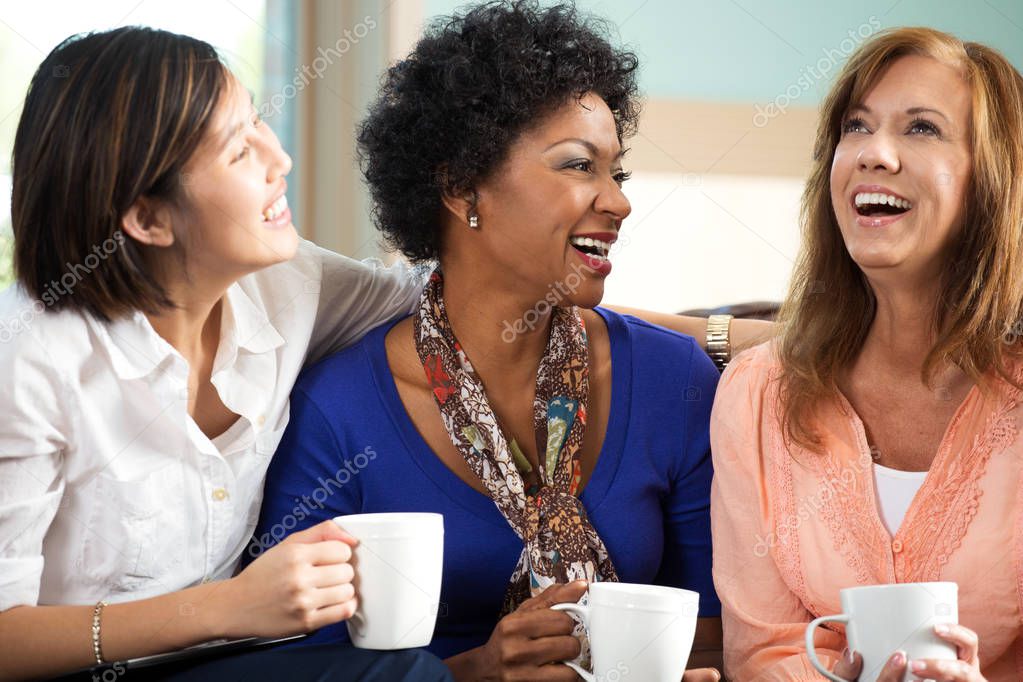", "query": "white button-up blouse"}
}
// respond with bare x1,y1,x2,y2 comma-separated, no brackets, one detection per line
0,240,426,611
